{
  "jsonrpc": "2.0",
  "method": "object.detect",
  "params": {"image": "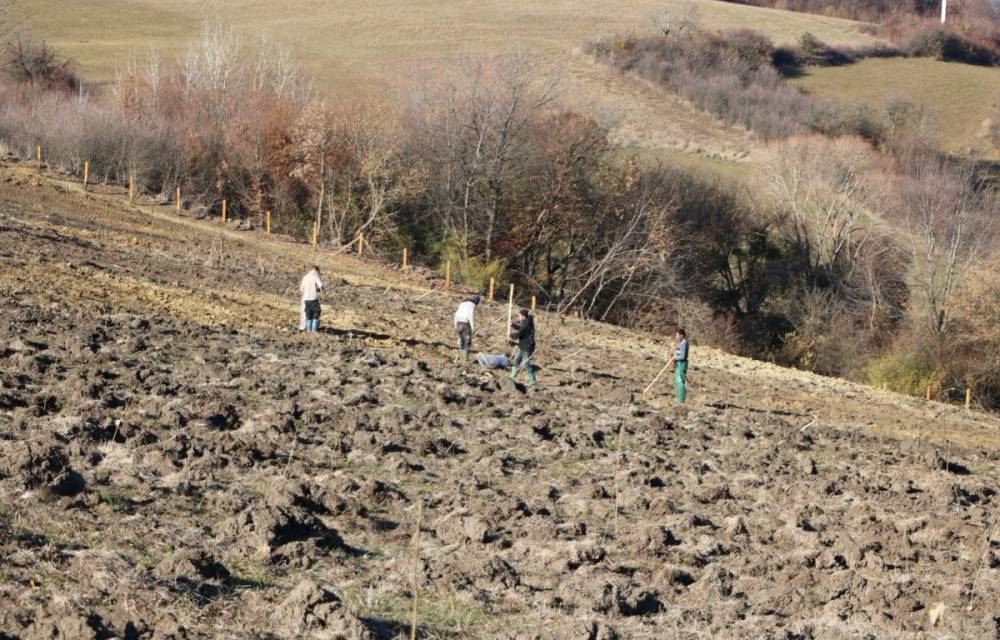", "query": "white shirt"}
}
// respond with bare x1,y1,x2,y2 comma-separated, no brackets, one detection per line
454,301,476,331
300,270,323,301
